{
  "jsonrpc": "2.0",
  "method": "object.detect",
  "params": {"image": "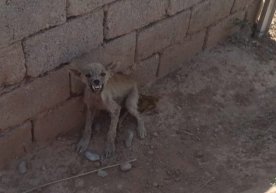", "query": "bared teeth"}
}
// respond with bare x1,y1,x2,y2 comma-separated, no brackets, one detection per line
92,85,102,90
